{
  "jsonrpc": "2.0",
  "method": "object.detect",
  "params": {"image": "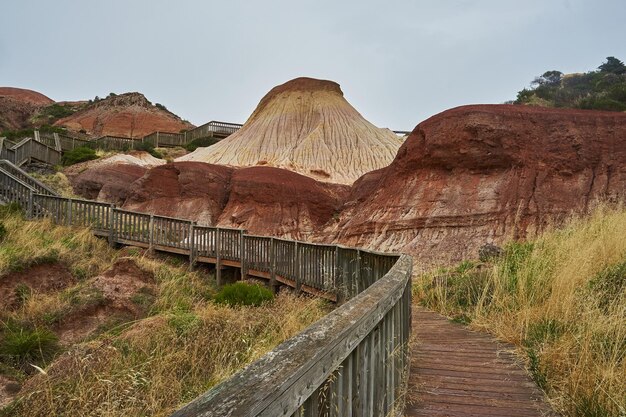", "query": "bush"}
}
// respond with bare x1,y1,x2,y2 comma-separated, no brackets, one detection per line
134,142,163,159
0,324,59,366
0,222,6,242
214,282,274,307
62,146,98,166
185,137,219,152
